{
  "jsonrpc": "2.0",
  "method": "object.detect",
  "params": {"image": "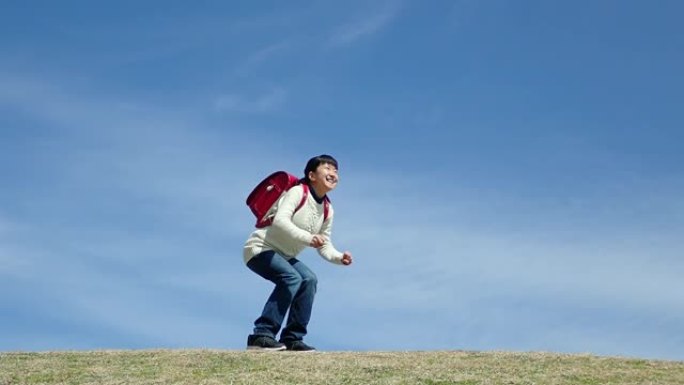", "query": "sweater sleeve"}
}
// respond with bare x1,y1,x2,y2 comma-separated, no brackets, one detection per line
317,207,344,264
271,185,314,245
